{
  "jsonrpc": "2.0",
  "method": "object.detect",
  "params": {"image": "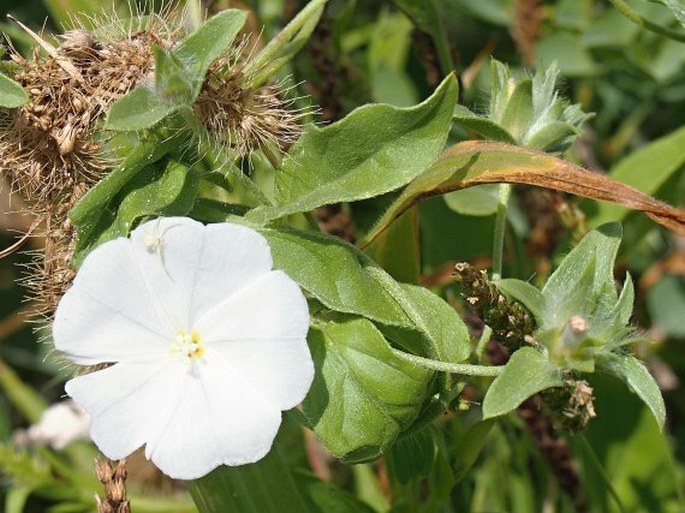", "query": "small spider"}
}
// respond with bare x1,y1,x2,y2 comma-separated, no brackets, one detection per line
142,218,180,277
